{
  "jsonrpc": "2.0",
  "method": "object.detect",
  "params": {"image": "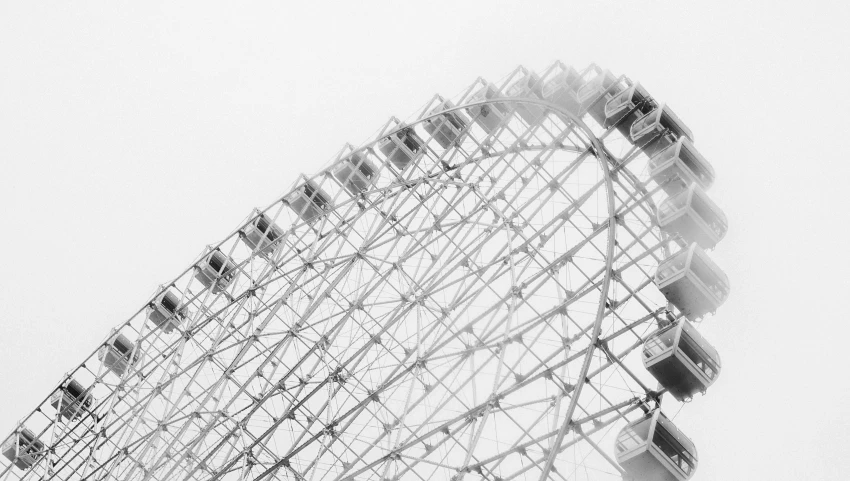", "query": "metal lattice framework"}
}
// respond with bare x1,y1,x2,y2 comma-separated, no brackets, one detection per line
1,62,727,481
